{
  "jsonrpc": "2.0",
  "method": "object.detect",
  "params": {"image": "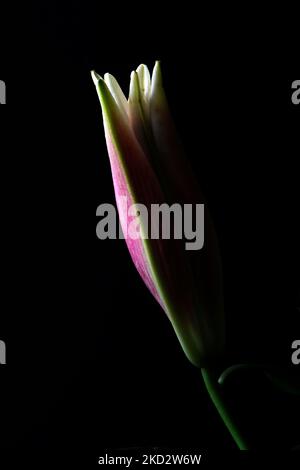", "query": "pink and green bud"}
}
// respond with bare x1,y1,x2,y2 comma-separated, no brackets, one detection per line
92,62,224,367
